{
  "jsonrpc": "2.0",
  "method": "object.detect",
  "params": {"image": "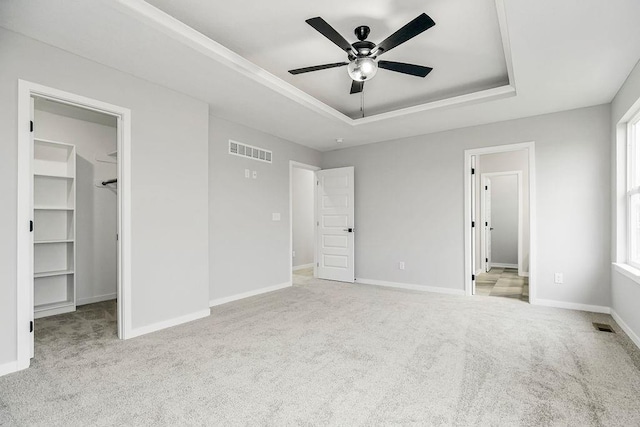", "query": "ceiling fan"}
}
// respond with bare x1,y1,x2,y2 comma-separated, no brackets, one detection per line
288,14,435,95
